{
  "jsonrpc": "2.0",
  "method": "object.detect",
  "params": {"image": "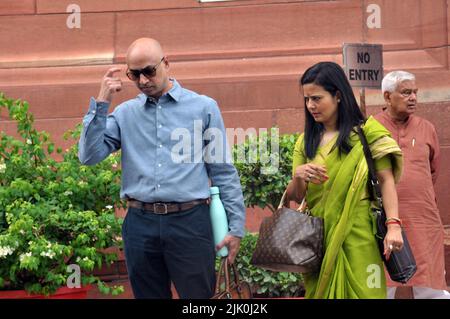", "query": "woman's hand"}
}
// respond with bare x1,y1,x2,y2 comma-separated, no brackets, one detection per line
377,168,403,260
293,163,329,184
383,225,404,261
